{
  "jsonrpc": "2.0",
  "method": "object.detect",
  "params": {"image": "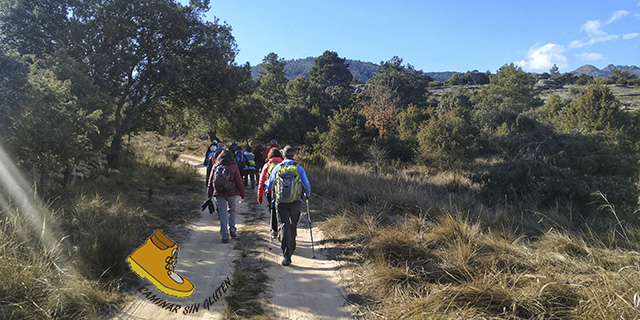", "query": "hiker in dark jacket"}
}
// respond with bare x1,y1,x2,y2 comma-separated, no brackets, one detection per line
229,140,241,154
207,150,246,243
266,146,311,266
253,141,266,173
